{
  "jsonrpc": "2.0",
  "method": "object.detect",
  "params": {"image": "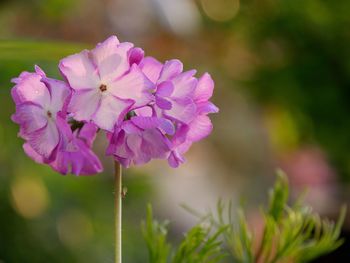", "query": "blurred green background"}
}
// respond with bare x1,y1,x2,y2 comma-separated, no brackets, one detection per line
1,0,350,262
